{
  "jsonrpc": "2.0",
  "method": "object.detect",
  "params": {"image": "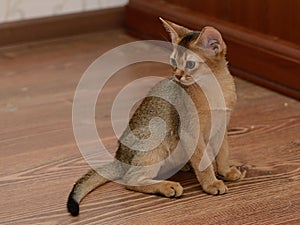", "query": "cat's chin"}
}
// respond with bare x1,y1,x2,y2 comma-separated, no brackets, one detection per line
175,79,196,86
181,81,196,86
